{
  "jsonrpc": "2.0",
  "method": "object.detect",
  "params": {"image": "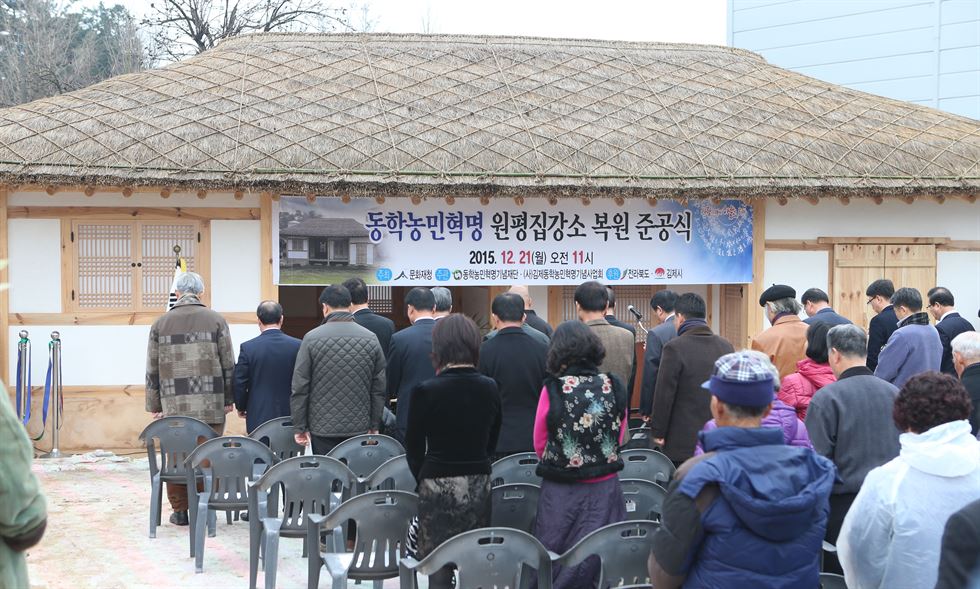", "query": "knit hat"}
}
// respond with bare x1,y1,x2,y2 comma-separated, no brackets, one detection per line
701,351,775,407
